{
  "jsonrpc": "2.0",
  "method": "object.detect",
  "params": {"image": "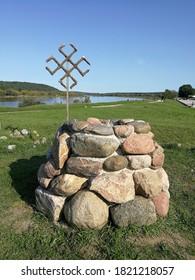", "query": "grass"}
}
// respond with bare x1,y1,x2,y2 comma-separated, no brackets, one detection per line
0,99,194,260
